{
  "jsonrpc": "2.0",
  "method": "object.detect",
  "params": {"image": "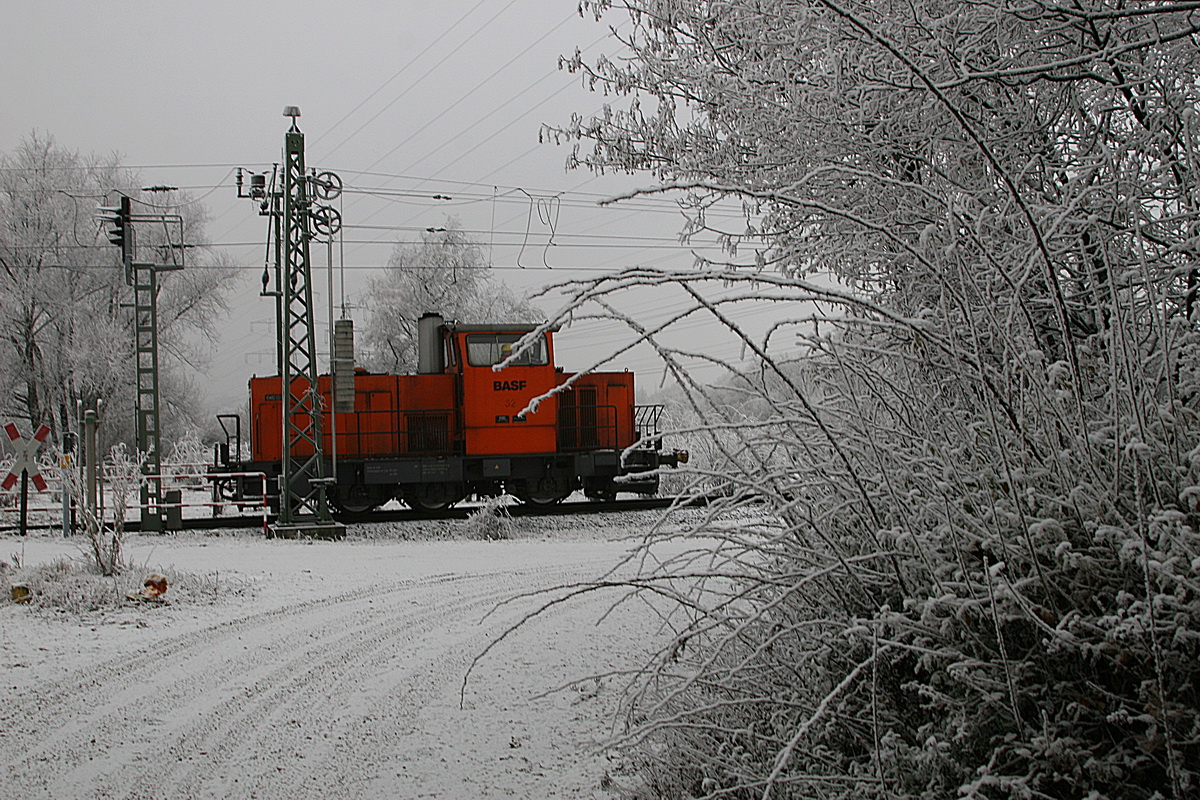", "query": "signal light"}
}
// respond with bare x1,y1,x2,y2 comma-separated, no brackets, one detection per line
106,216,125,248
97,195,131,256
